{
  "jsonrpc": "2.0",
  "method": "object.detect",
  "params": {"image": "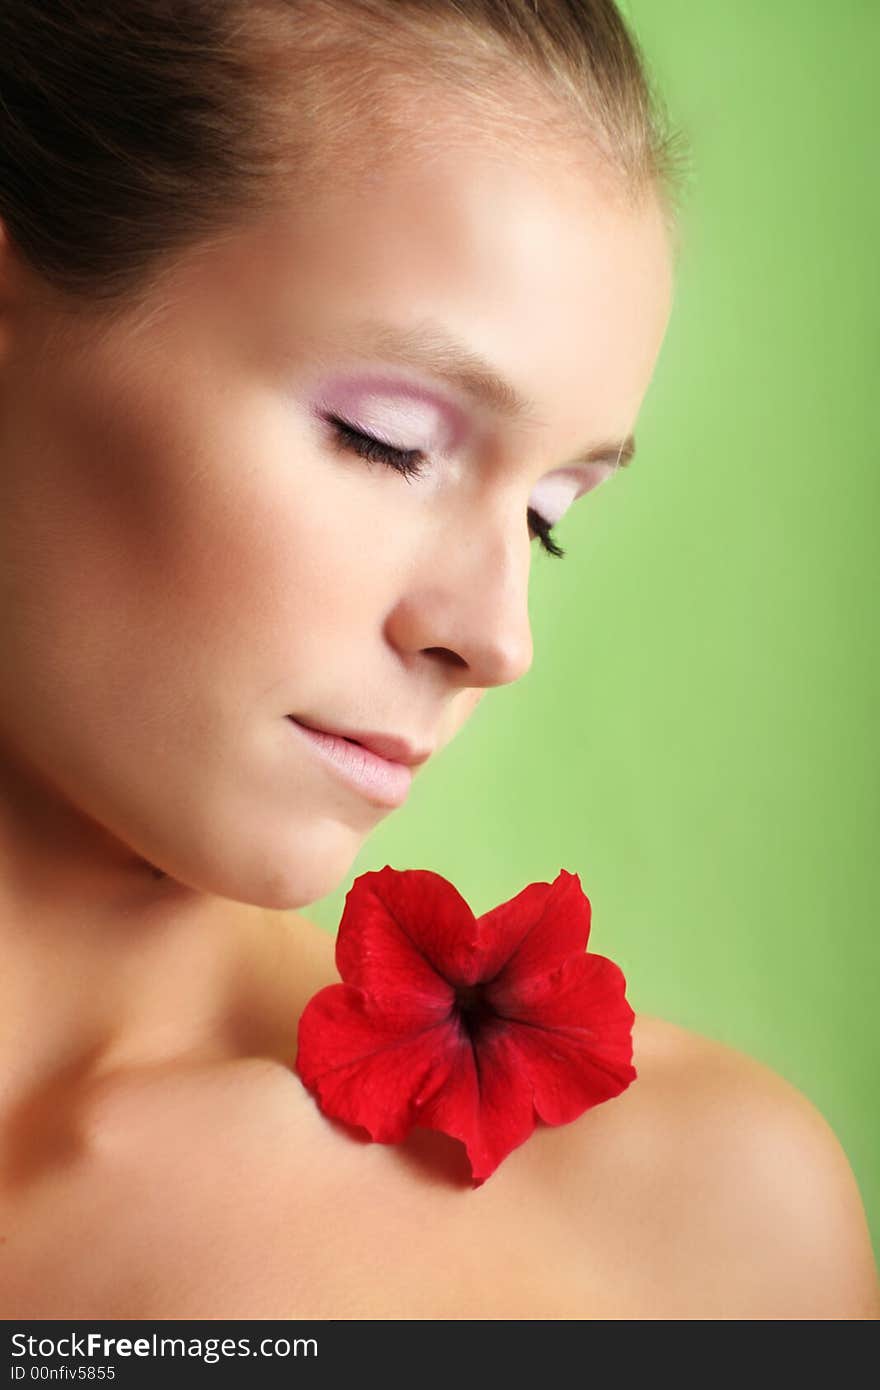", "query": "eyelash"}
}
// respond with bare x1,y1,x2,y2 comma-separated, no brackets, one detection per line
323,414,566,559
